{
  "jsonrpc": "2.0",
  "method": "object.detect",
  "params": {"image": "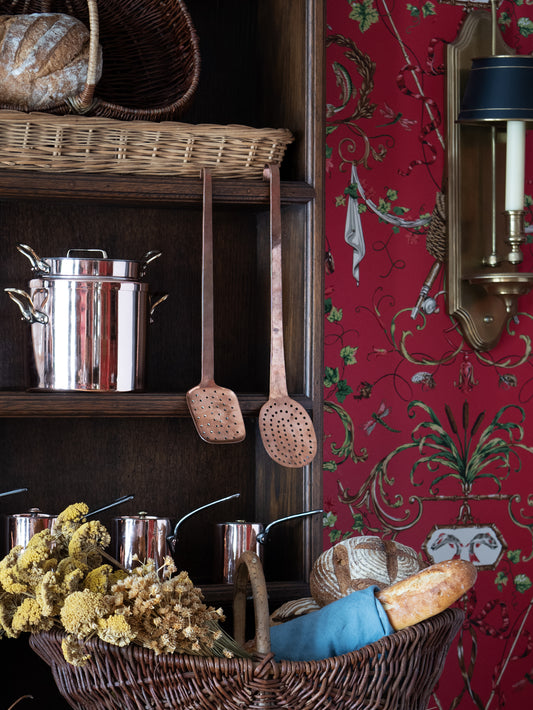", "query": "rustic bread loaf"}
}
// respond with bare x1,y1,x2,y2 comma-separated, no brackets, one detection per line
269,597,320,626
0,13,102,110
310,535,421,606
376,559,477,630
